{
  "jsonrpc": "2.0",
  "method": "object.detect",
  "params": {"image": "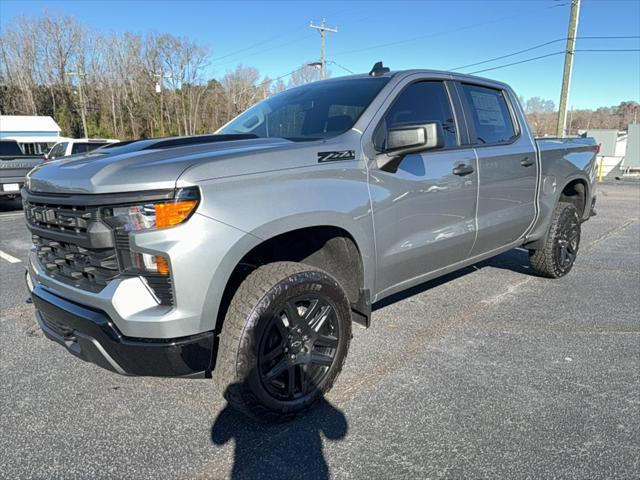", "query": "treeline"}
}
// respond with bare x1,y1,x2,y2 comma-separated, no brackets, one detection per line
0,12,319,139
0,12,637,140
520,96,639,137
